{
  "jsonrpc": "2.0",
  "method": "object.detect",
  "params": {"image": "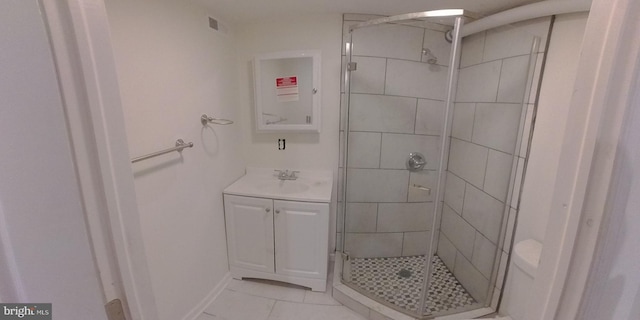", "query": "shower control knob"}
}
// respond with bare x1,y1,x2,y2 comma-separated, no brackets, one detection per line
406,152,427,172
